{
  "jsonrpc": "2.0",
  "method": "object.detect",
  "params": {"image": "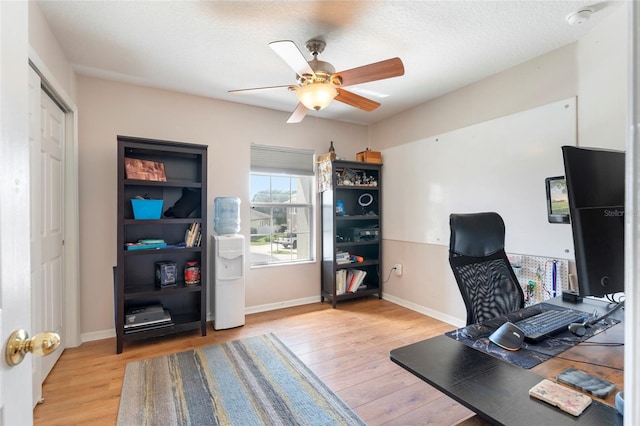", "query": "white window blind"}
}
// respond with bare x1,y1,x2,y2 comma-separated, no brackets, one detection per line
250,144,315,176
